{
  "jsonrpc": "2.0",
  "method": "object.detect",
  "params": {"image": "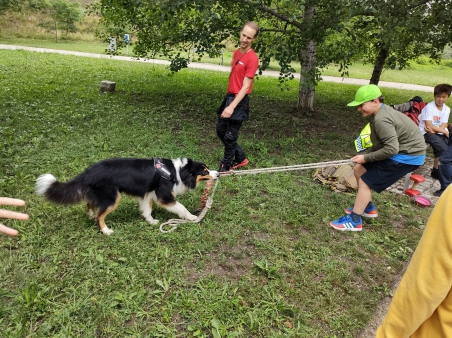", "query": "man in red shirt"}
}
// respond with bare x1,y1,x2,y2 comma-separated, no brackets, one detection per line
216,22,259,173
